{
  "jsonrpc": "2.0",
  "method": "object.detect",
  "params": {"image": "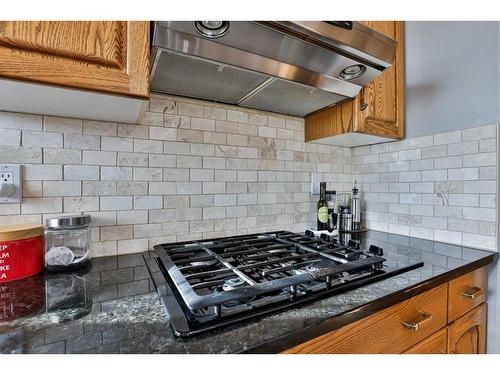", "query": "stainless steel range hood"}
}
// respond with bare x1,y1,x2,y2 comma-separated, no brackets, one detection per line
151,21,397,117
